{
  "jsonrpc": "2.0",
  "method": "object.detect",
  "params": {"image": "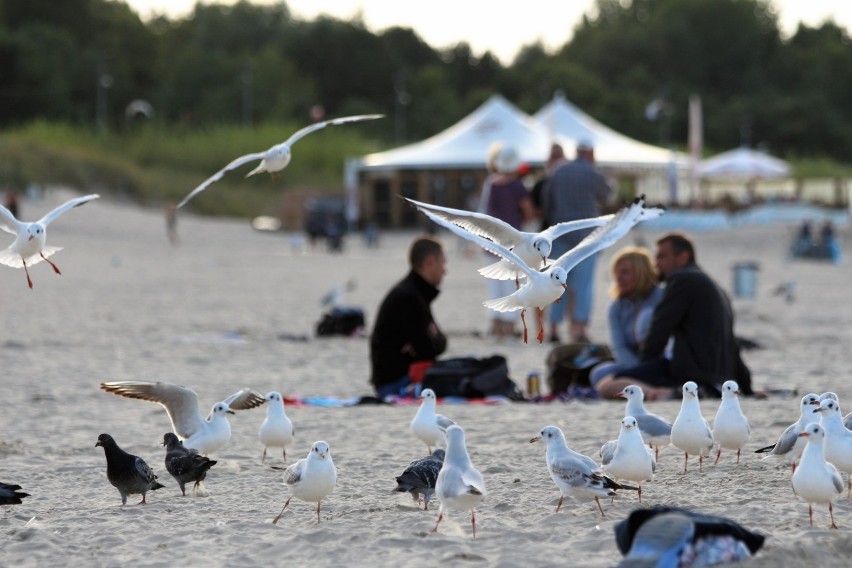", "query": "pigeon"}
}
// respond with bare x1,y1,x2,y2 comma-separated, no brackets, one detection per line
754,392,821,472
0,482,29,505
712,380,751,464
0,193,99,288
96,433,165,505
259,391,295,462
404,196,615,281
99,381,264,454
394,449,445,510
273,441,337,524
433,425,486,538
815,398,852,497
177,114,384,208
412,195,663,343
162,432,217,496
531,425,637,517
670,381,714,473
410,388,455,453
618,385,672,460
791,423,843,528
601,417,656,502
